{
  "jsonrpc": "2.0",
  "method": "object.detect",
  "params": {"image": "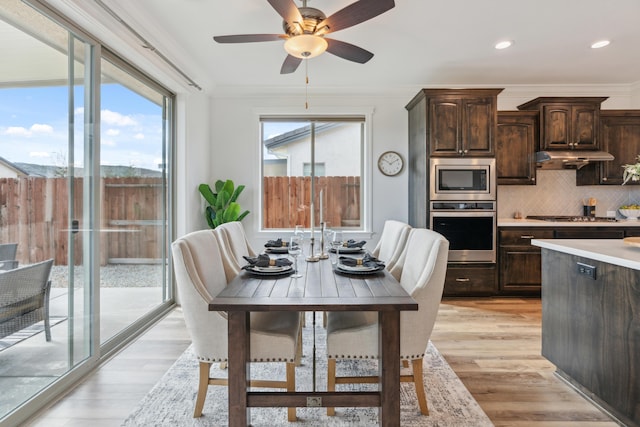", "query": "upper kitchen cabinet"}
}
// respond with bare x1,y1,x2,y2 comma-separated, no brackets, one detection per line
577,110,640,185
496,111,538,185
517,97,608,150
406,88,503,158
